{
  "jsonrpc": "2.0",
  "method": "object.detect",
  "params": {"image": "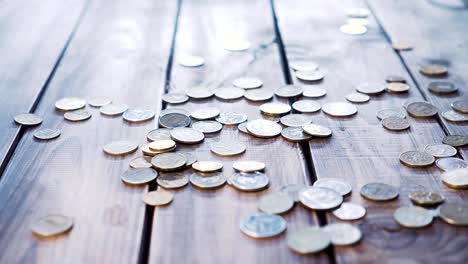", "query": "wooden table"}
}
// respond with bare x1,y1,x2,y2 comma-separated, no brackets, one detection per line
0,0,467,263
